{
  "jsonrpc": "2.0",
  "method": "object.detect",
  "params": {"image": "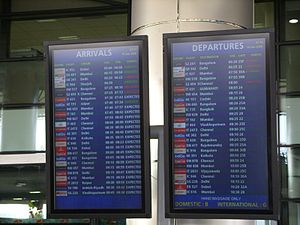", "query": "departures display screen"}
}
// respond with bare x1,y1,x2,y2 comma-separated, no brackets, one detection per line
46,37,151,218
164,30,277,219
